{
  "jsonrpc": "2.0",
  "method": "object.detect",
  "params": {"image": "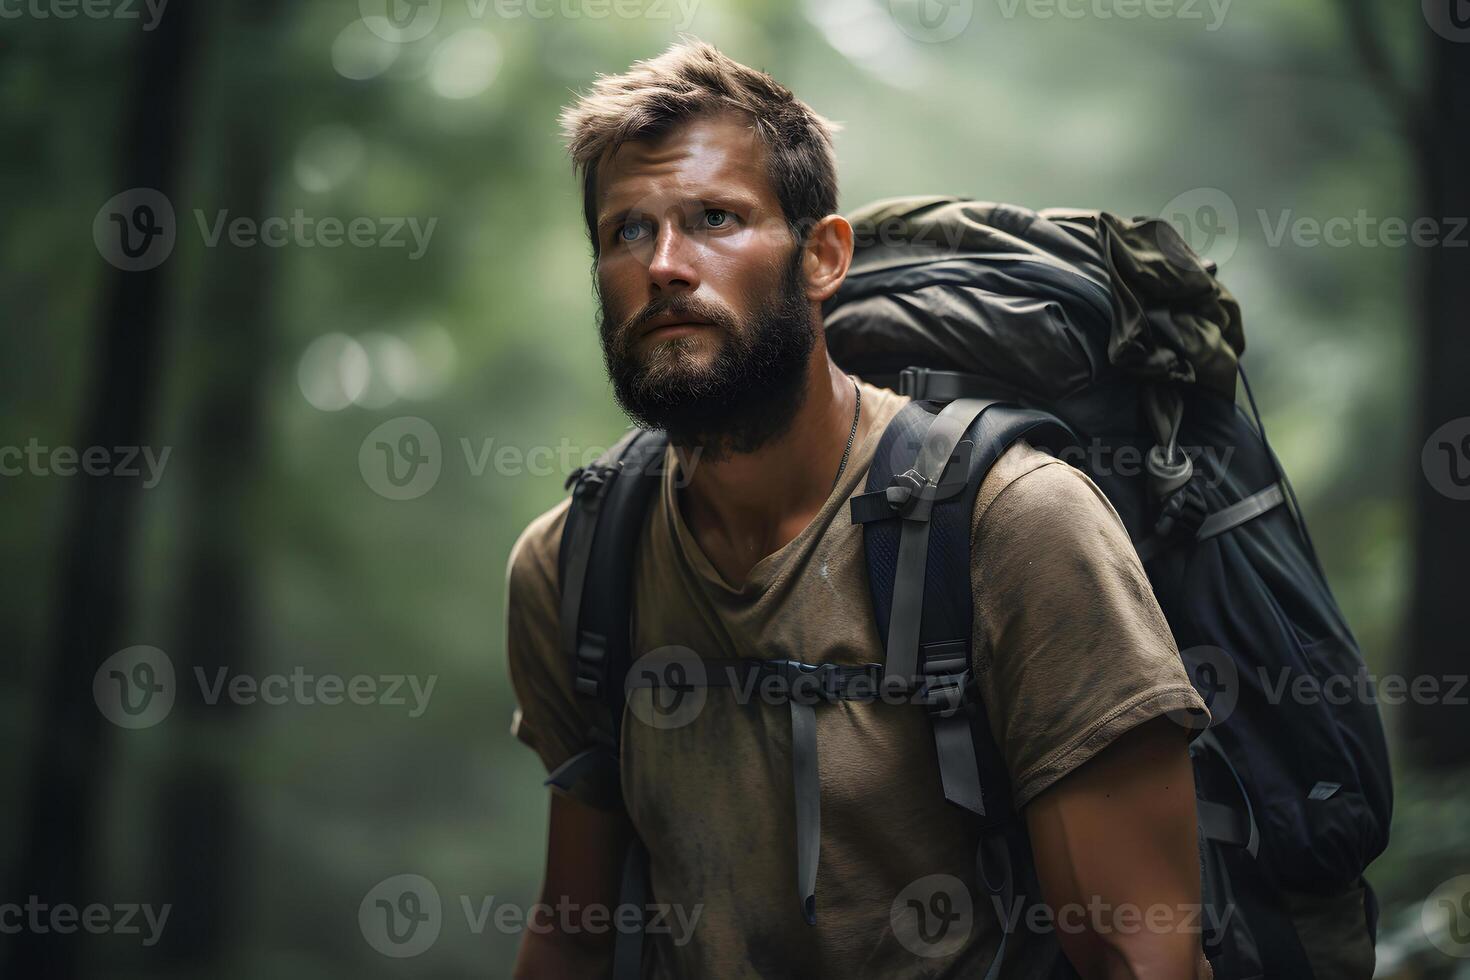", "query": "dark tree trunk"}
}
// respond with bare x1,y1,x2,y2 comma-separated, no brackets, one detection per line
1404,21,1470,769
149,2,283,970
4,8,200,977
